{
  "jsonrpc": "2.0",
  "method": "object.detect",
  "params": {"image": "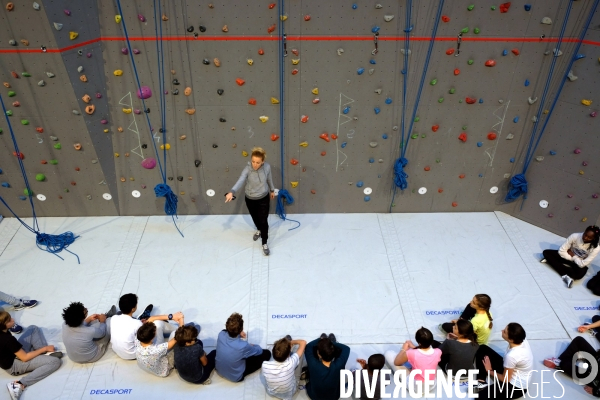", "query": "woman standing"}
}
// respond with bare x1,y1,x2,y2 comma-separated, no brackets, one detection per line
541,225,600,288
226,147,275,256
